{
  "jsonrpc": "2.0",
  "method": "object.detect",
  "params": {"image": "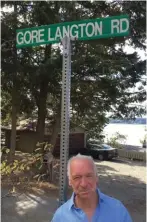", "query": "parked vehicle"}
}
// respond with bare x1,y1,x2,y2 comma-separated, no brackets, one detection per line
80,141,118,161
